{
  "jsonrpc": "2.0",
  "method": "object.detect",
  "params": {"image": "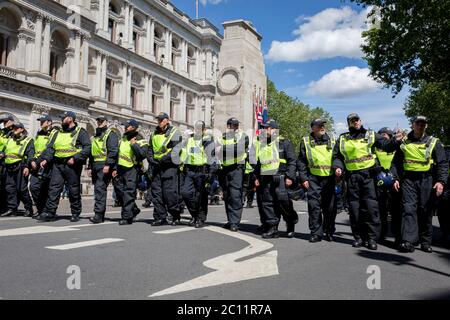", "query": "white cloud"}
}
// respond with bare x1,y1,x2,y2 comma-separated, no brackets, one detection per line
266,6,371,62
306,66,381,98
200,0,224,5
334,122,348,135
284,68,297,74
